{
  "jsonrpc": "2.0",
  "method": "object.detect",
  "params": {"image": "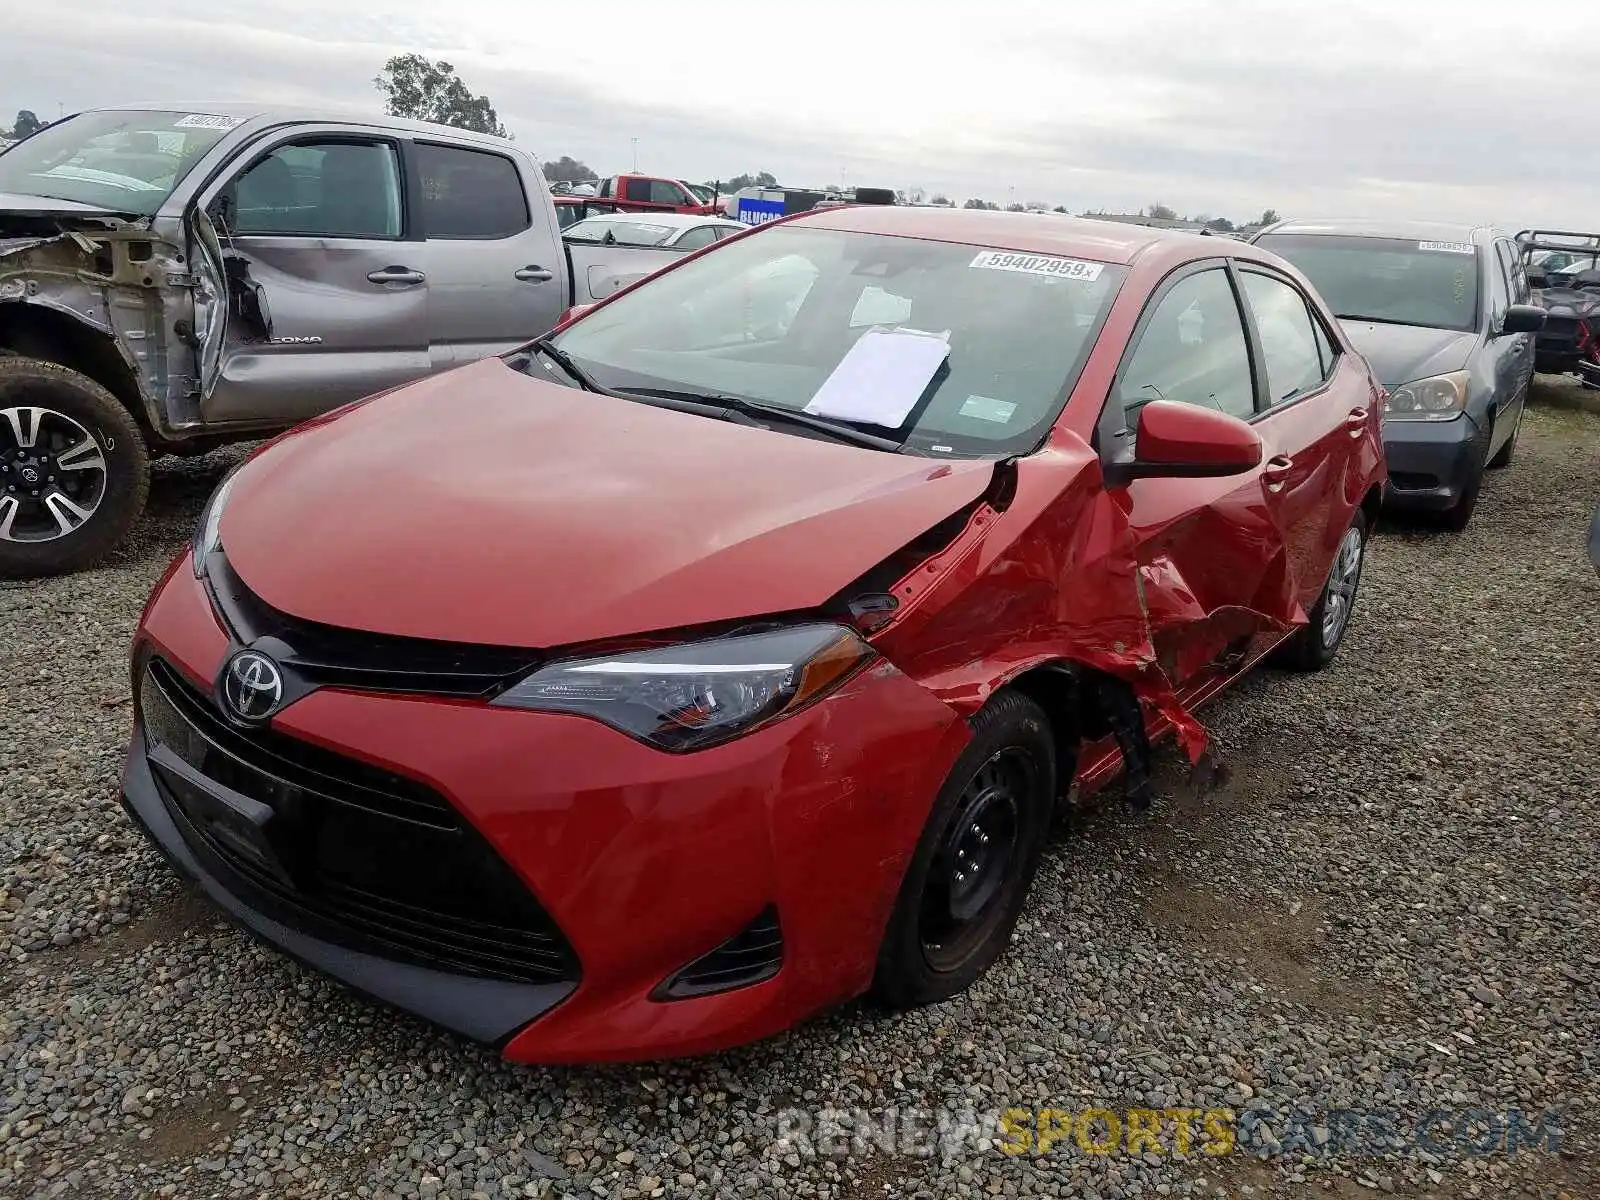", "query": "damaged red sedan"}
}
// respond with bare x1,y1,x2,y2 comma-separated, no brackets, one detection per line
121,208,1386,1062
